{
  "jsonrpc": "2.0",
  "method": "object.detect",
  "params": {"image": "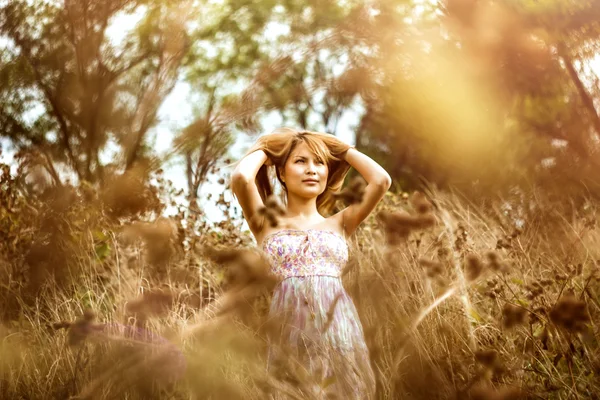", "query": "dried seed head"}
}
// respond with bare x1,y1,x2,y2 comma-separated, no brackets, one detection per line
383,211,435,229
82,309,96,322
409,191,432,214
465,254,484,281
52,321,72,330
203,245,244,264
549,295,589,333
485,251,508,273
419,258,444,278
333,176,366,205
502,303,528,329
126,289,175,318
417,213,436,228
257,195,287,227
474,349,498,368
486,251,499,263
378,208,436,245
265,212,279,227
554,273,568,281
264,195,286,216
214,250,278,317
